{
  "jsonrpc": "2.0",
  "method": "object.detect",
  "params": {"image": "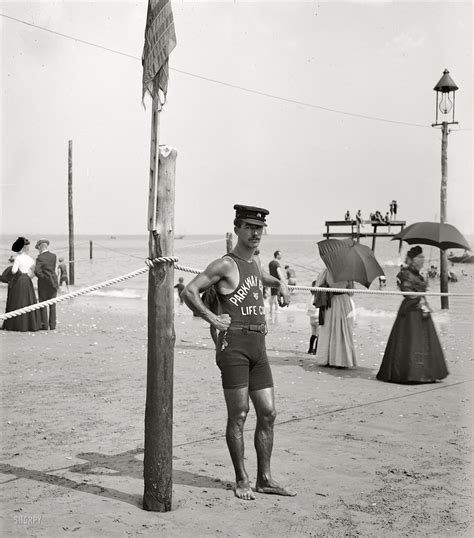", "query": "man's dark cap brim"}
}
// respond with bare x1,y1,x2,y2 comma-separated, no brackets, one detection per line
240,218,267,227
